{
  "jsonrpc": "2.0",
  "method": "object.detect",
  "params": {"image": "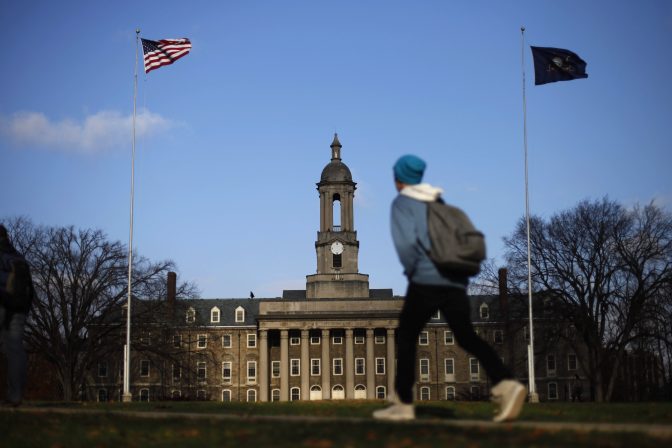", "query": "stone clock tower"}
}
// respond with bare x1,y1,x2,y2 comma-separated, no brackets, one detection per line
306,134,370,299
